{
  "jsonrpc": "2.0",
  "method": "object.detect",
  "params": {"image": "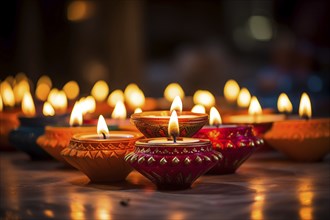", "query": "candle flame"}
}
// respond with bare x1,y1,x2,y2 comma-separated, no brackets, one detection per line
79,96,96,114
134,107,142,113
13,80,30,104
224,79,240,103
124,84,145,108
193,90,215,108
299,93,312,119
43,101,55,116
168,110,179,138
49,90,67,114
107,89,124,107
0,81,15,107
277,93,293,113
36,83,51,101
91,80,109,102
191,104,206,114
164,83,185,102
170,96,183,113
237,87,251,108
37,75,52,87
97,115,109,136
22,92,36,117
63,81,80,100
210,107,222,126
70,101,83,126
111,100,127,119
248,96,262,116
